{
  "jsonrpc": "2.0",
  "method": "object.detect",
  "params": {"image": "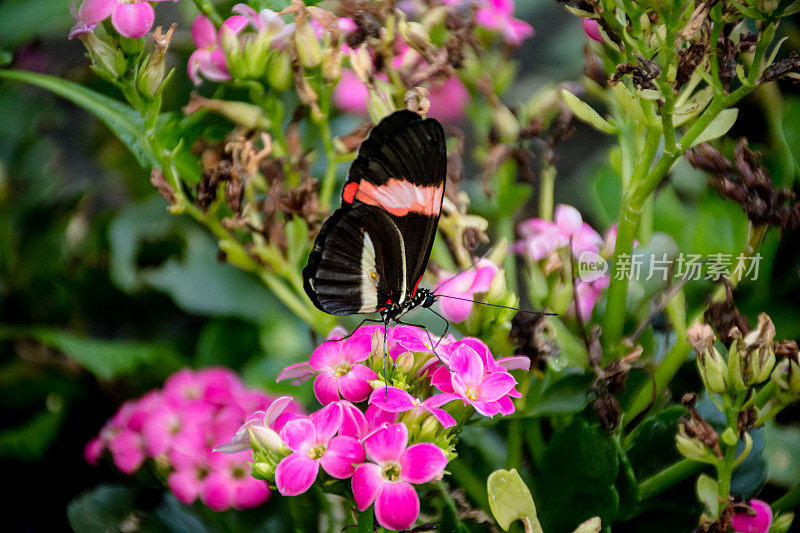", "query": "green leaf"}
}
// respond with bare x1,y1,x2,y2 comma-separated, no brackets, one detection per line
561,89,615,134
763,422,800,488
0,69,156,168
696,474,719,517
535,420,620,531
525,369,593,417
673,87,713,127
67,485,139,533
142,231,275,323
0,404,65,460
0,326,183,381
627,406,686,479
781,97,800,174
572,517,602,533
487,469,543,532
690,109,739,146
